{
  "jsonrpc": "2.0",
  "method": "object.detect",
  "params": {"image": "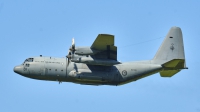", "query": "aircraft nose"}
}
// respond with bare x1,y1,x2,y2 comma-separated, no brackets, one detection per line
14,65,23,74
